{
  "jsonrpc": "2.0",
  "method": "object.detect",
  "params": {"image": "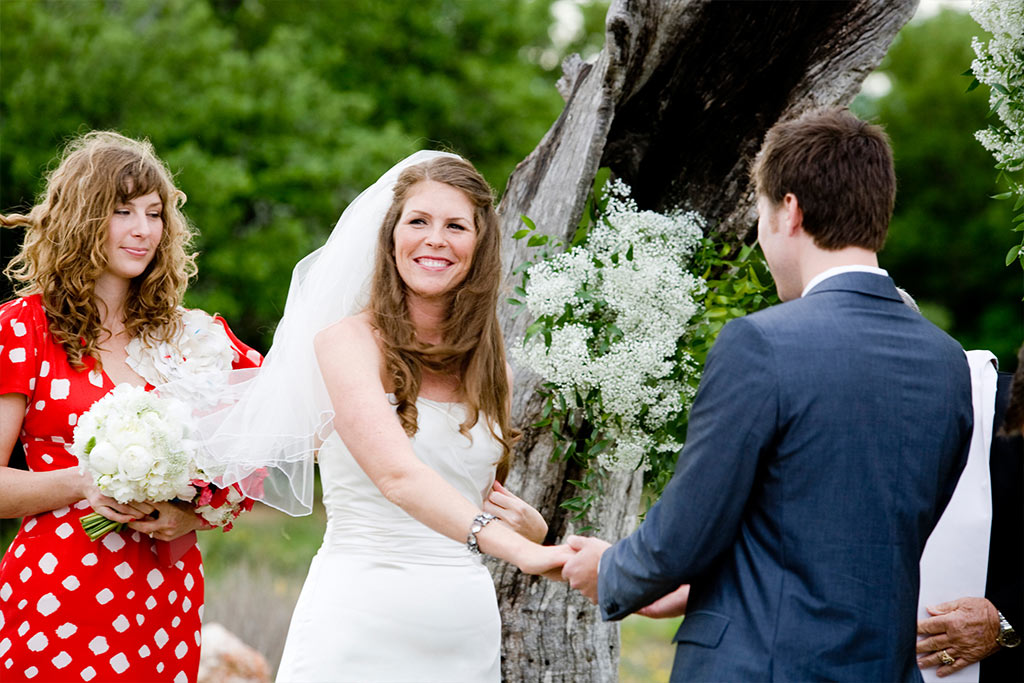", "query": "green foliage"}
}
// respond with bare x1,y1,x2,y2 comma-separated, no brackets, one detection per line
852,9,1023,368
0,0,607,349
